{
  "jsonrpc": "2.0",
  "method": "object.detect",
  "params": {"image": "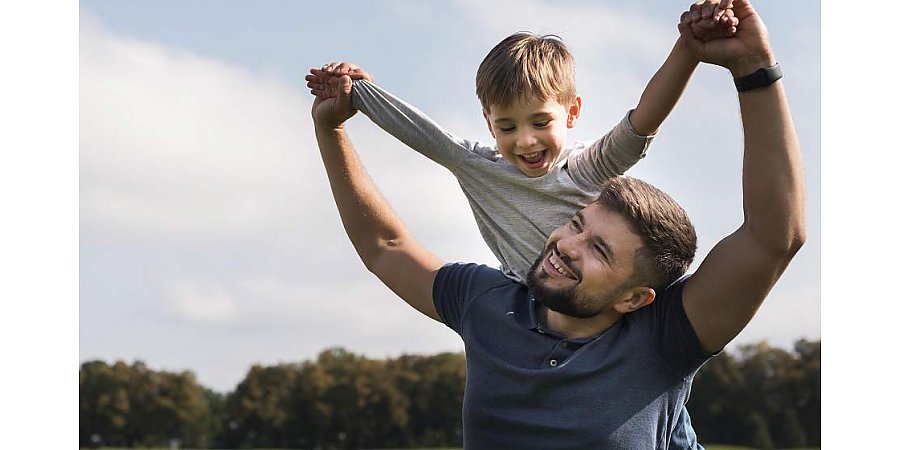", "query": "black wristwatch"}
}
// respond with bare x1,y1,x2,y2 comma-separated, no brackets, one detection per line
733,63,782,92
